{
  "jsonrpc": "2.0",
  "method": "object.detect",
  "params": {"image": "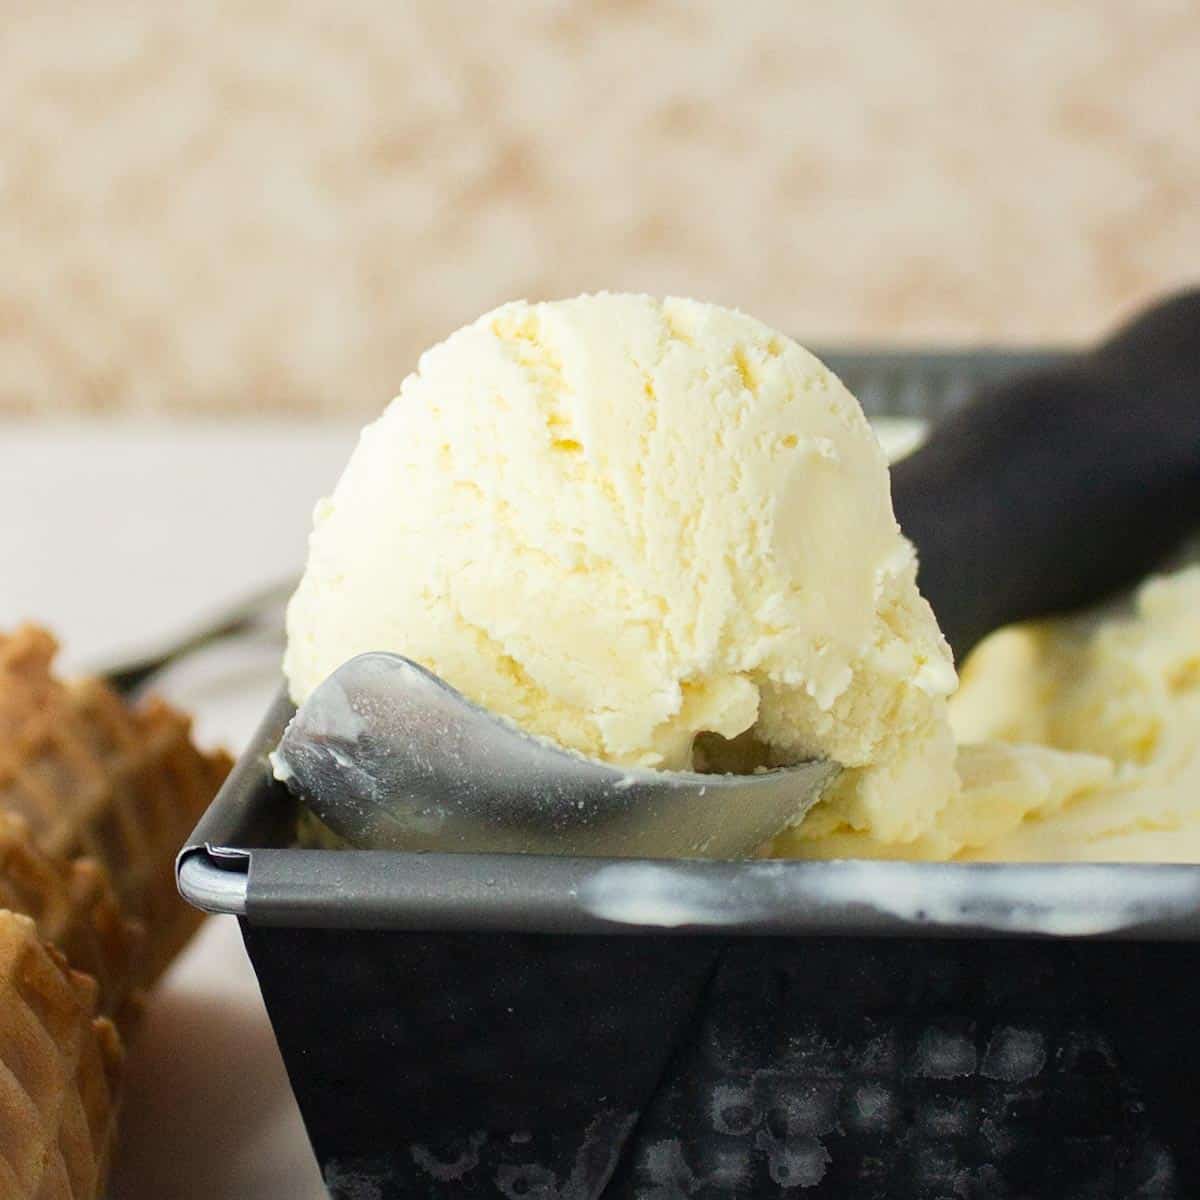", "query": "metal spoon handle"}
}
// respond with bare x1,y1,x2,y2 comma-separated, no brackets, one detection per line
102,578,294,694
891,290,1200,662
